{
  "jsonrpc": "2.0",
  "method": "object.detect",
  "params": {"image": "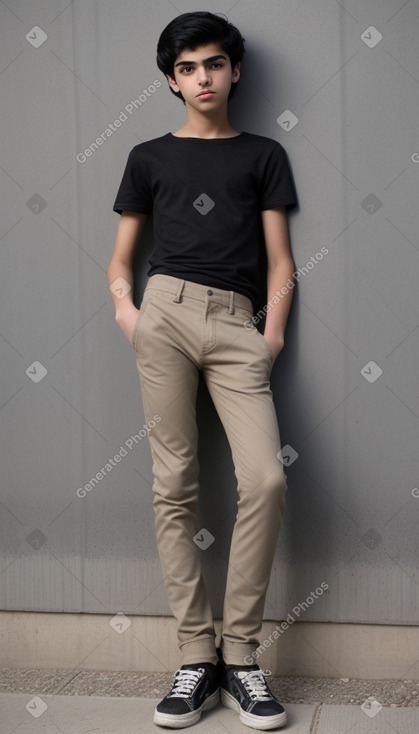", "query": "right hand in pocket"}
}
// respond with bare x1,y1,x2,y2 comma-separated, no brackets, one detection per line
115,305,140,344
